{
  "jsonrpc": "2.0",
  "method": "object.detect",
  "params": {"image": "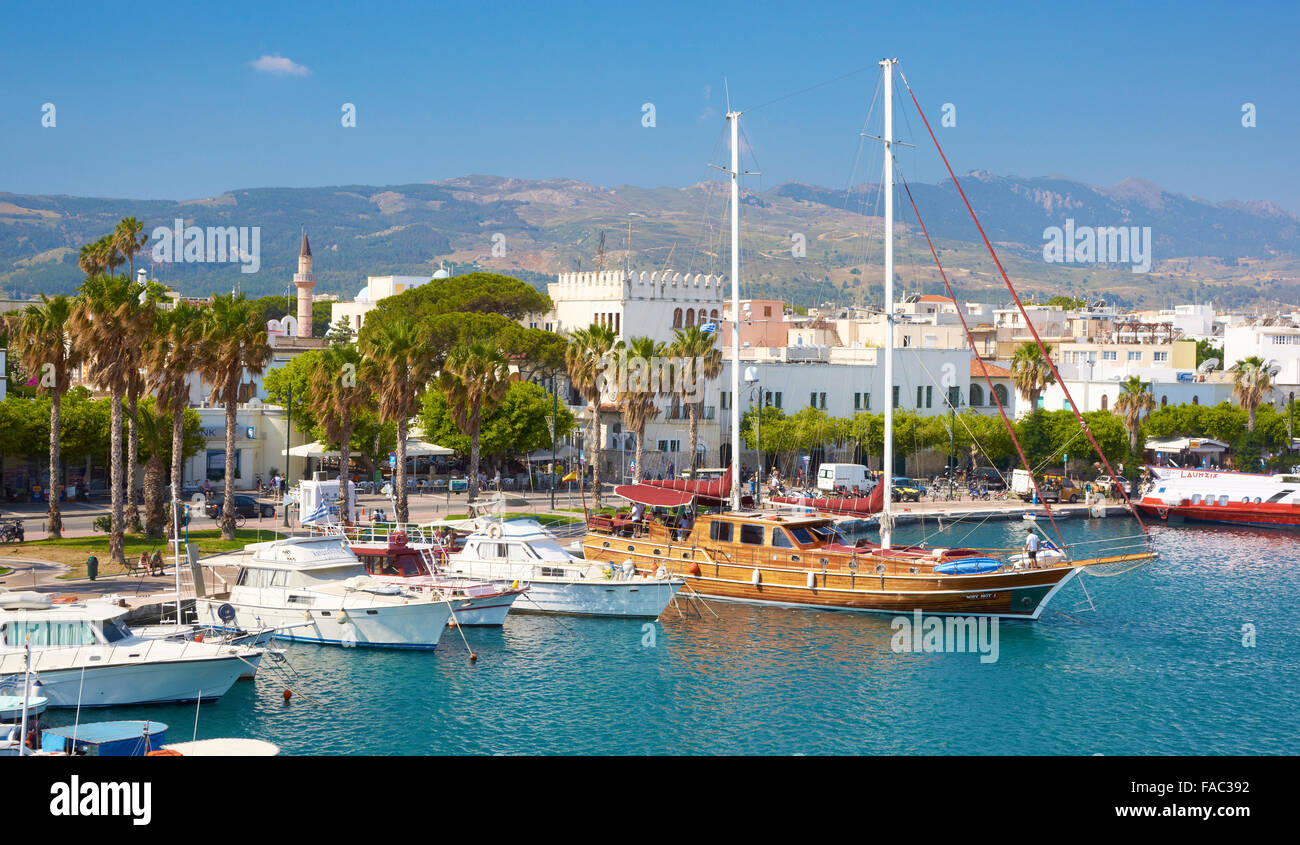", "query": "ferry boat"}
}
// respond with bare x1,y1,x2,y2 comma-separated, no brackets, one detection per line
193,535,454,649
347,532,526,626
443,519,684,618
1135,465,1300,528
0,592,262,707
